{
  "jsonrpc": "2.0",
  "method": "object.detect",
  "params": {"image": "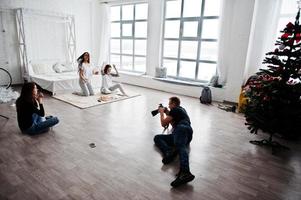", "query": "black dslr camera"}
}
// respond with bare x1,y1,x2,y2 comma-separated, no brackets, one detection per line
151,104,168,116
